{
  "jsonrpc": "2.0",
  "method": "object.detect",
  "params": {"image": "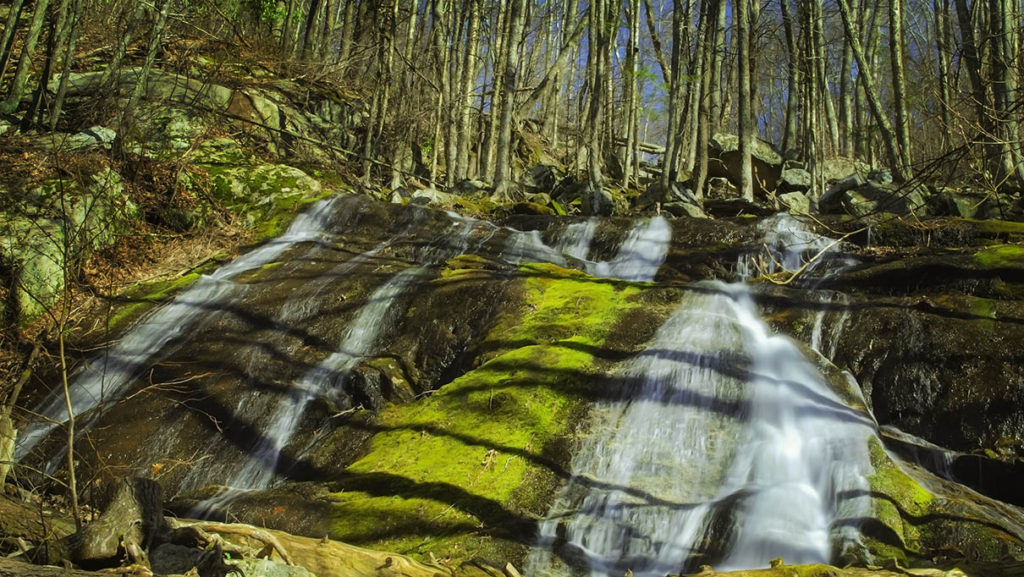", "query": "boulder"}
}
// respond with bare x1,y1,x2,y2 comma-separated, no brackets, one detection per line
581,185,616,216
707,176,739,199
779,167,812,193
819,157,871,185
410,188,457,206
819,180,929,217
778,191,811,214
707,133,784,198
929,187,1019,220
65,126,117,150
1,167,138,324
662,201,708,219
522,164,563,192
